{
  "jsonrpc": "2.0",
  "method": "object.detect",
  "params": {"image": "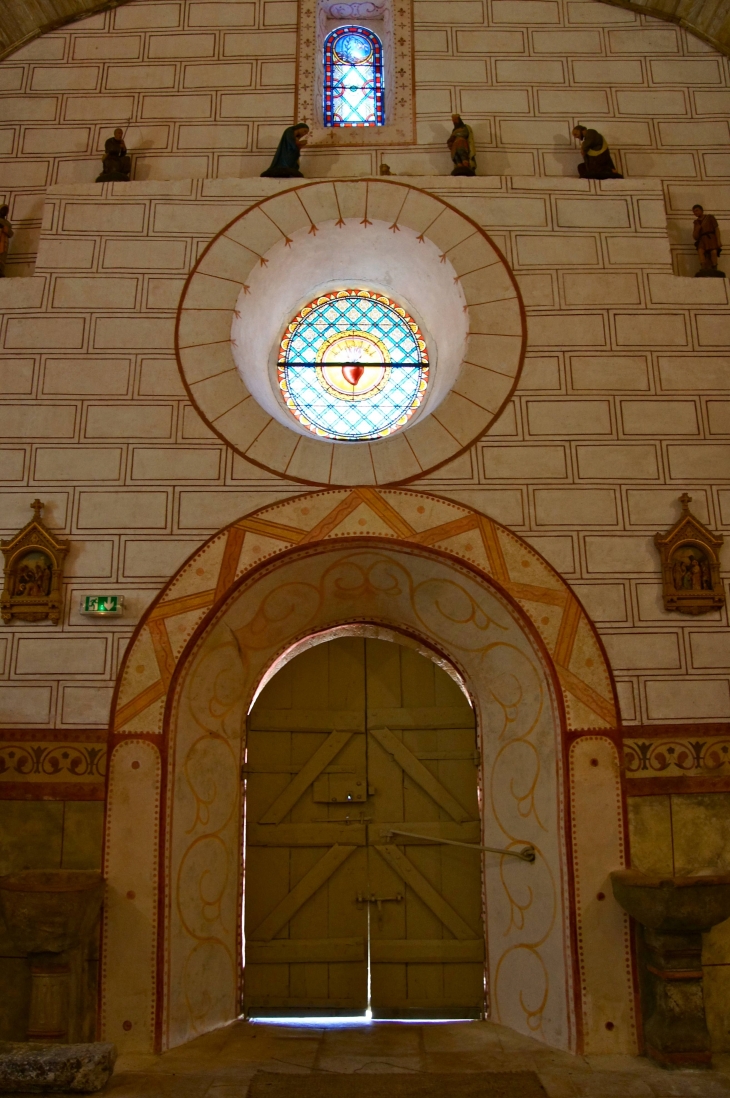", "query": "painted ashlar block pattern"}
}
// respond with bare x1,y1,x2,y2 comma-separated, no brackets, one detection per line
0,176,727,729
1,0,730,271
